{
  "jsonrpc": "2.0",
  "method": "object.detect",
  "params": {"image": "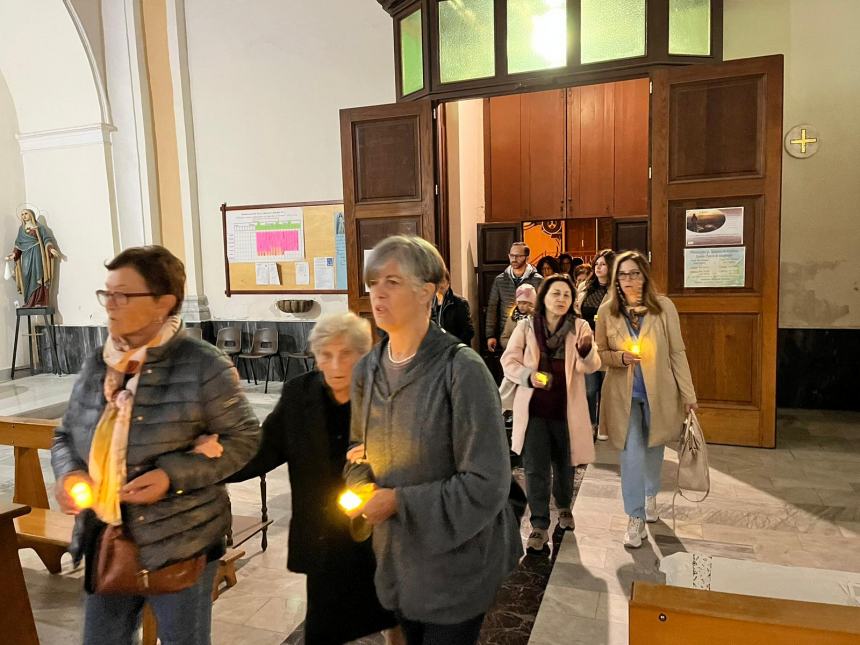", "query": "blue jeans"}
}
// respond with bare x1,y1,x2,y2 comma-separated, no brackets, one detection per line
585,371,605,427
83,559,218,645
620,400,665,519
